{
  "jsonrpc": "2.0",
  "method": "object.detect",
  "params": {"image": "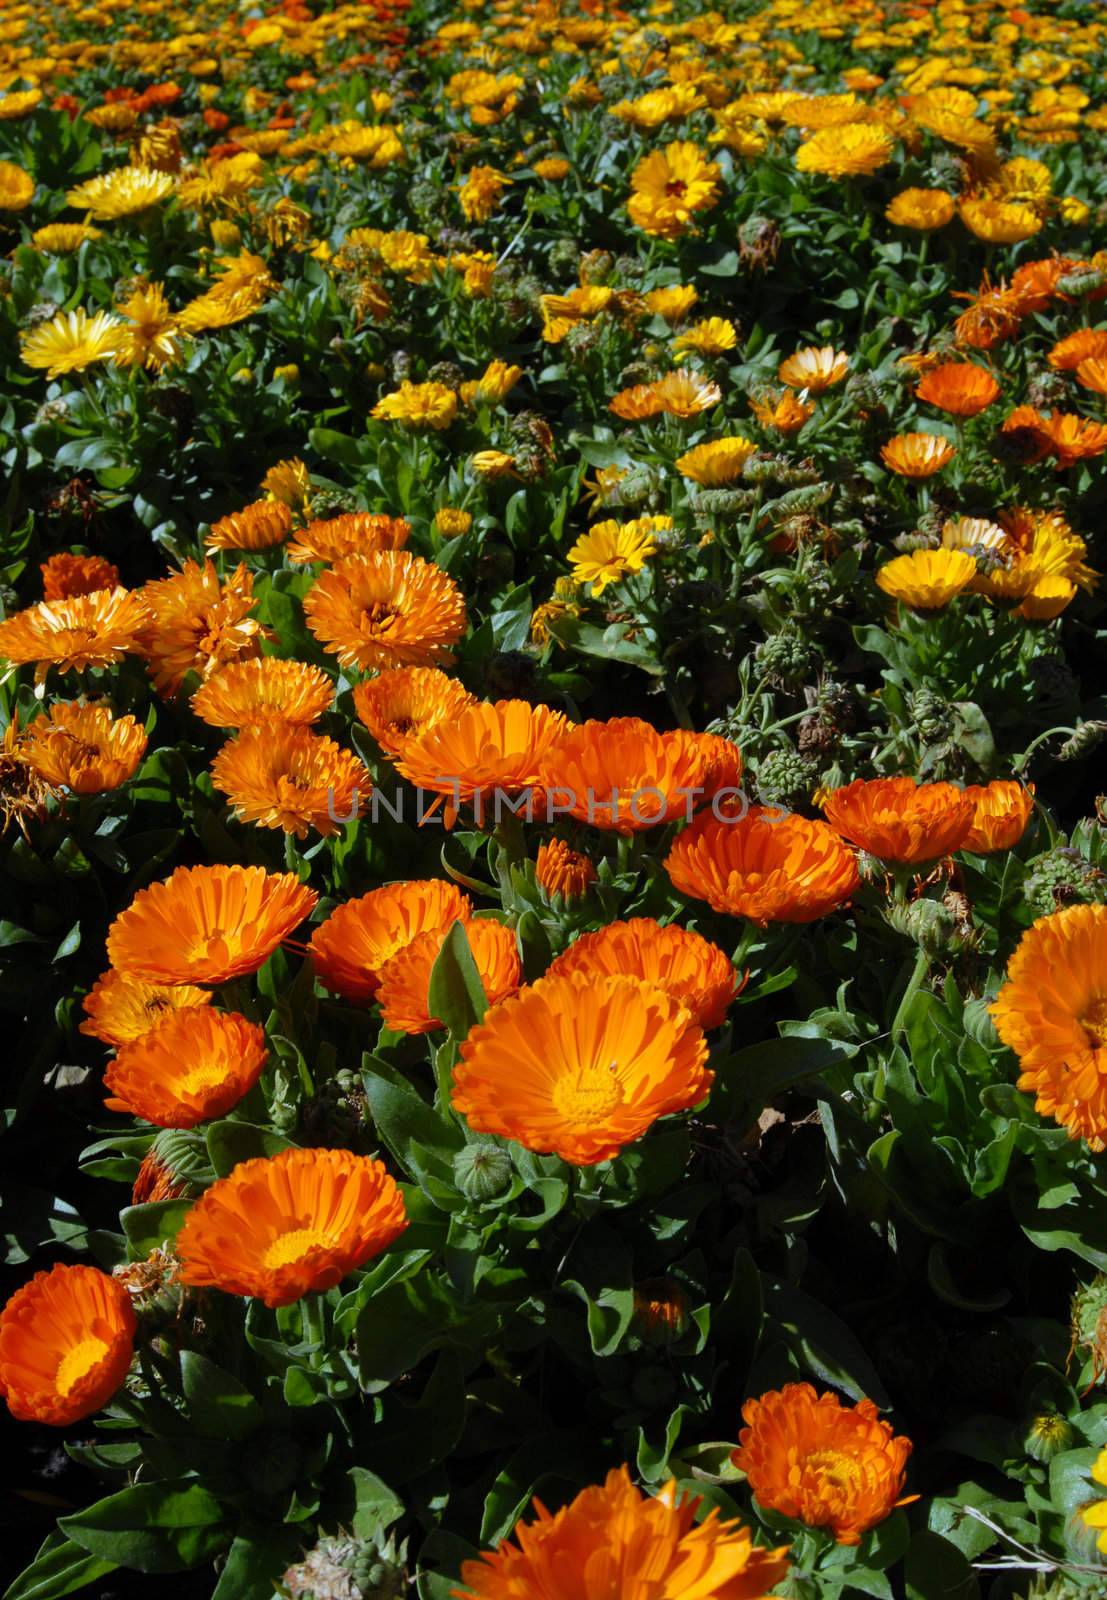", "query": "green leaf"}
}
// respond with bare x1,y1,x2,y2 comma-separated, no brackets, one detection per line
211,1527,302,1600
180,1352,263,1441
205,1121,293,1179
2,1534,117,1600
349,1469,405,1540
479,1432,600,1544
307,427,367,467
119,1199,193,1258
357,1273,501,1388
362,1072,465,1172
763,1278,889,1406
59,1482,230,1574
427,921,488,1040
904,1532,979,1600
